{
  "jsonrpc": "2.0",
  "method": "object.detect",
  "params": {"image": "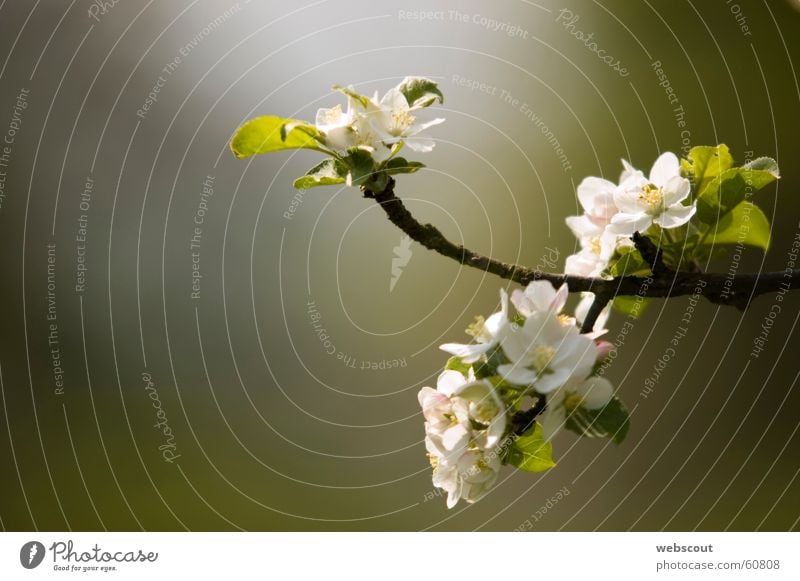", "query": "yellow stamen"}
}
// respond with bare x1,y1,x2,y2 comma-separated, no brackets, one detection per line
465,316,486,338
532,345,557,373
639,183,664,208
